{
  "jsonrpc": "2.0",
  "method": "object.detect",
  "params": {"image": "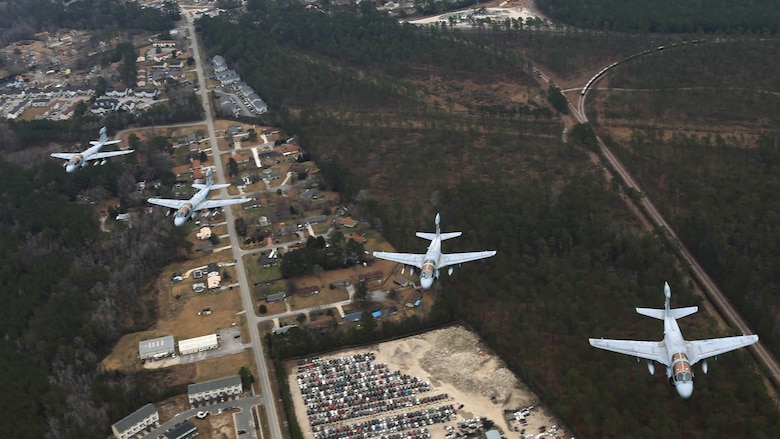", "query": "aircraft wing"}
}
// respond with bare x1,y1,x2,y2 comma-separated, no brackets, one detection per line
373,252,424,269
147,198,189,209
687,335,758,365
199,198,252,210
439,251,496,269
50,153,78,159
589,339,669,366
91,150,134,160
